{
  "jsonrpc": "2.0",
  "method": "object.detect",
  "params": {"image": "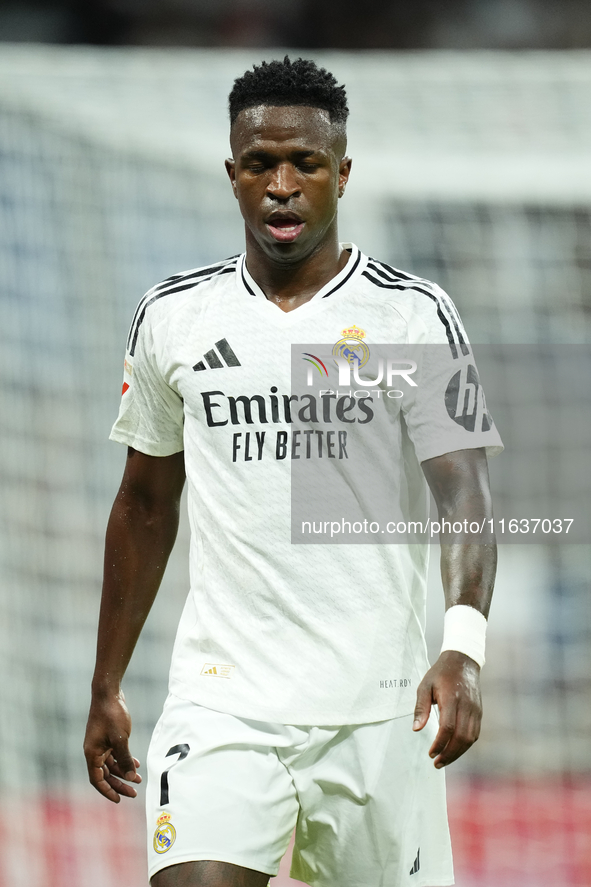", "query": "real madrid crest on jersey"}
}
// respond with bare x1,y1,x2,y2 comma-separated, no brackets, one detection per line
153,811,176,854
333,326,370,369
